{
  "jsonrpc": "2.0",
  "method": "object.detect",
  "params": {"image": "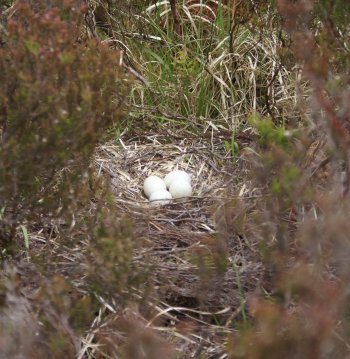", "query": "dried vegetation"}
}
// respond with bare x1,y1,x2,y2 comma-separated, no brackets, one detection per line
0,0,350,358
95,133,264,356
